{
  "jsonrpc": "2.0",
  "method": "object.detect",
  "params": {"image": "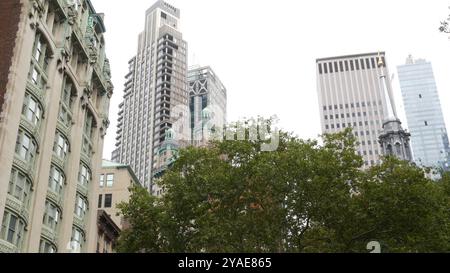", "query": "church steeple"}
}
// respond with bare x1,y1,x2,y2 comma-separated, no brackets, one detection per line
377,53,413,162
